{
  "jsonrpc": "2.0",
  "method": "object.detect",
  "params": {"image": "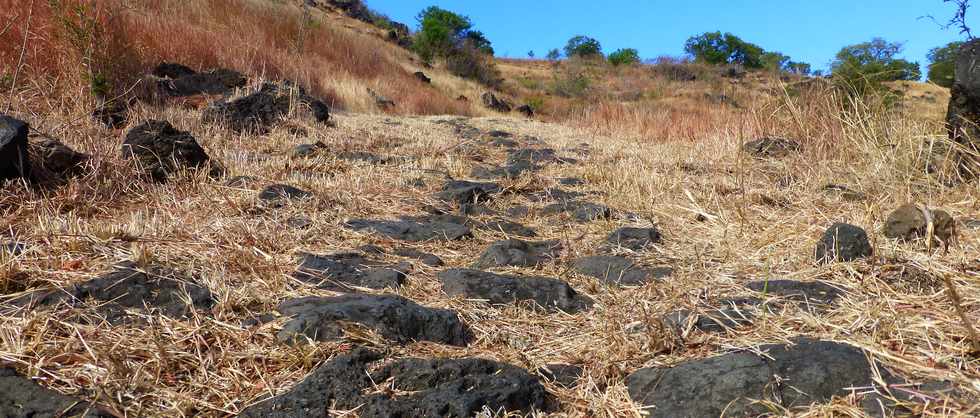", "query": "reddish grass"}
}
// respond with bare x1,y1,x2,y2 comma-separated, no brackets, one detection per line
0,0,472,115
